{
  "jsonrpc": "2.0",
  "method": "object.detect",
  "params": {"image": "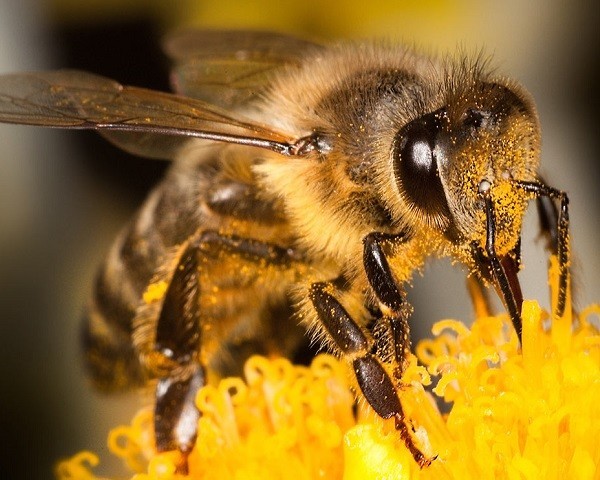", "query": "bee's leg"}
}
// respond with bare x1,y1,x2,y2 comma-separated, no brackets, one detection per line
363,232,421,377
536,191,571,314
517,181,570,316
362,232,433,466
196,230,300,266
308,232,432,468
309,282,431,468
536,195,559,252
154,243,204,468
153,231,300,469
